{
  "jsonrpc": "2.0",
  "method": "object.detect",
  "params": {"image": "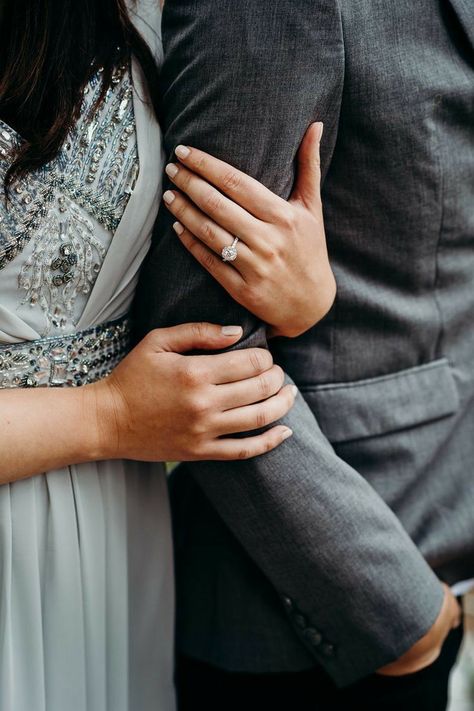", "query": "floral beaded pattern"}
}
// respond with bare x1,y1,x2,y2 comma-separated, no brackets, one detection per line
0,62,139,333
